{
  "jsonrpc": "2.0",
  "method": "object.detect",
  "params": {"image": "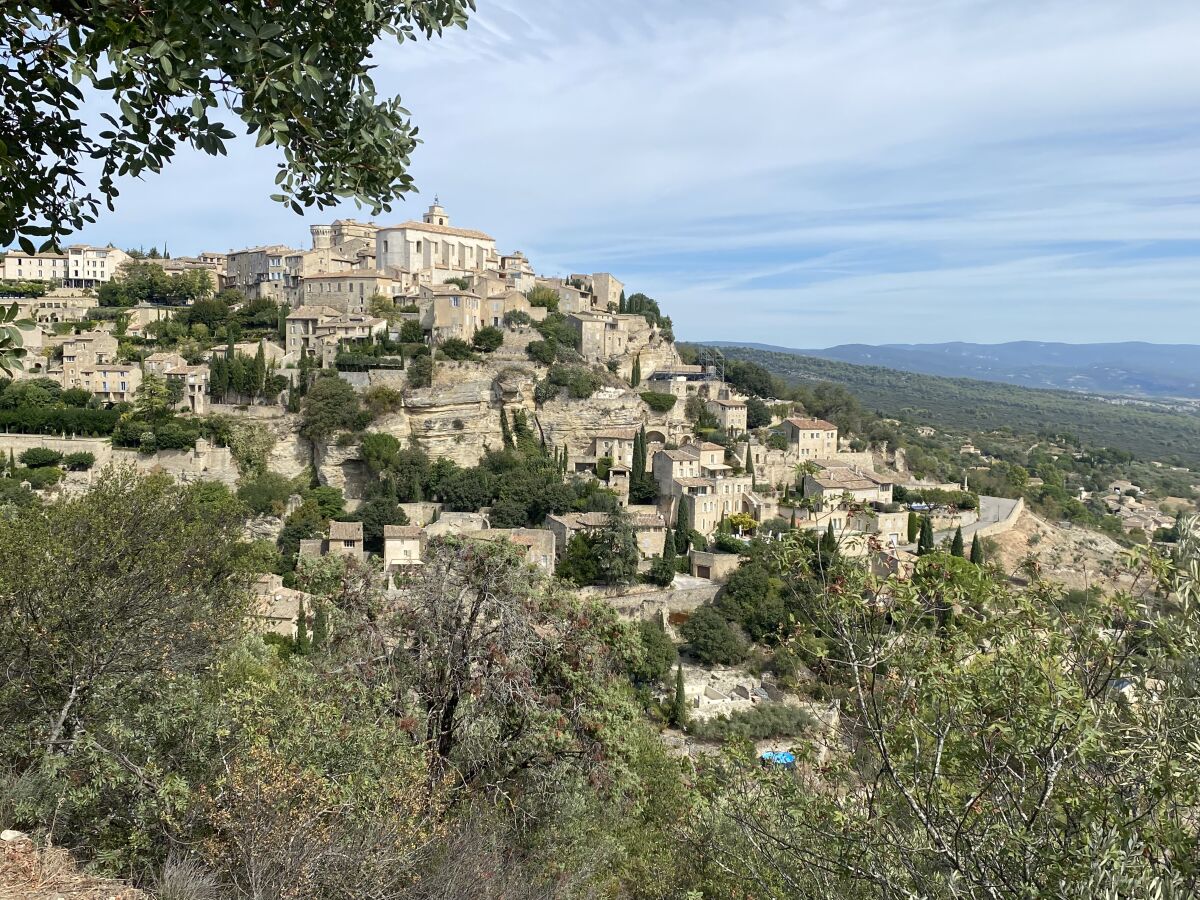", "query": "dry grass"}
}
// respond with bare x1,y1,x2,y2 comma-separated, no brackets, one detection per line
0,836,146,900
